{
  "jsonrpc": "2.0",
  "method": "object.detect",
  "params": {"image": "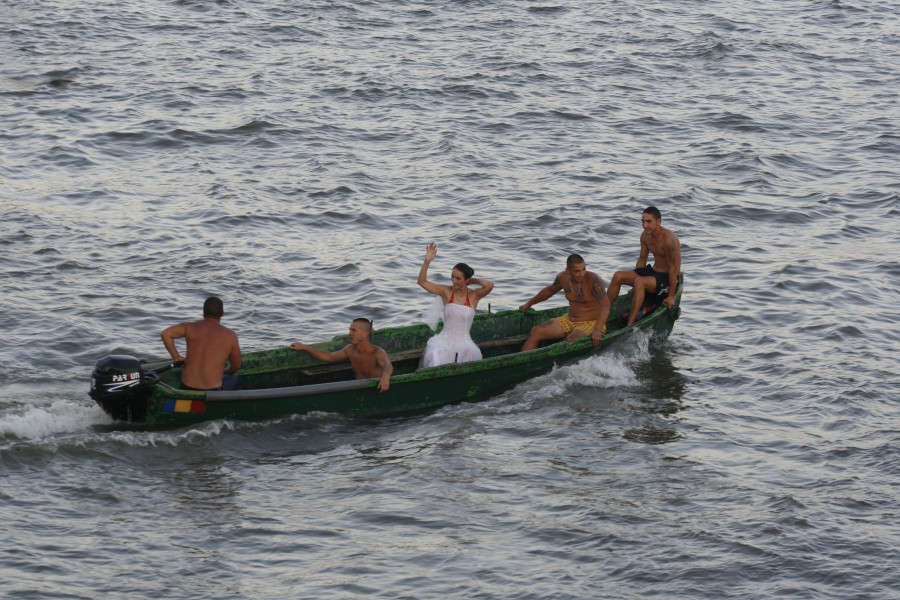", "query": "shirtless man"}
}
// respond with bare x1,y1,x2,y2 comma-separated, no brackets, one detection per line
290,318,393,392
519,254,611,351
160,296,242,390
607,206,681,325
